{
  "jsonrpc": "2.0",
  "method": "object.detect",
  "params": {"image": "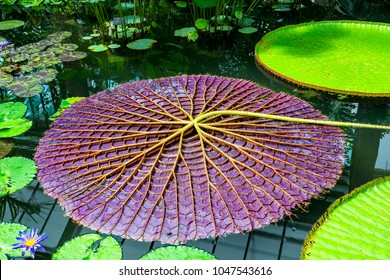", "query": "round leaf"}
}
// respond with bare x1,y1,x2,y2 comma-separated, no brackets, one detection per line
301,176,390,260
0,157,37,196
0,102,32,138
35,75,345,244
126,39,157,50
0,222,28,258
174,27,197,37
238,27,258,34
88,44,108,52
30,68,58,83
140,245,216,260
195,18,209,30
0,72,13,87
7,76,43,97
255,21,390,97
58,51,87,62
52,234,122,260
0,20,24,31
